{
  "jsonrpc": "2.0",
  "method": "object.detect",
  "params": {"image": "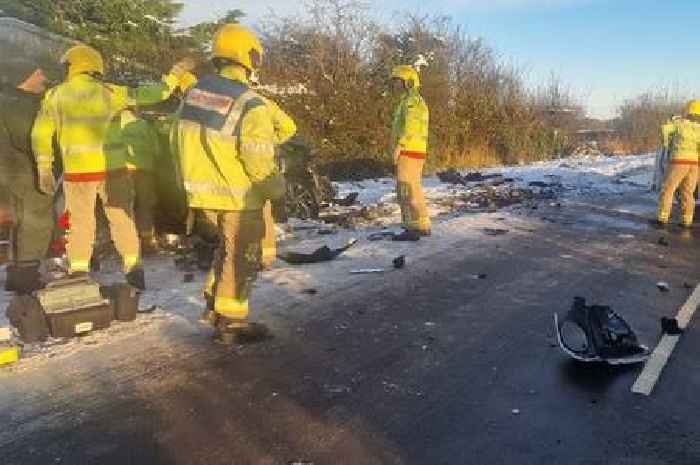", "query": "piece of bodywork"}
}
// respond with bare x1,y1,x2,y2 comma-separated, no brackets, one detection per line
279,238,357,265
555,297,650,365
